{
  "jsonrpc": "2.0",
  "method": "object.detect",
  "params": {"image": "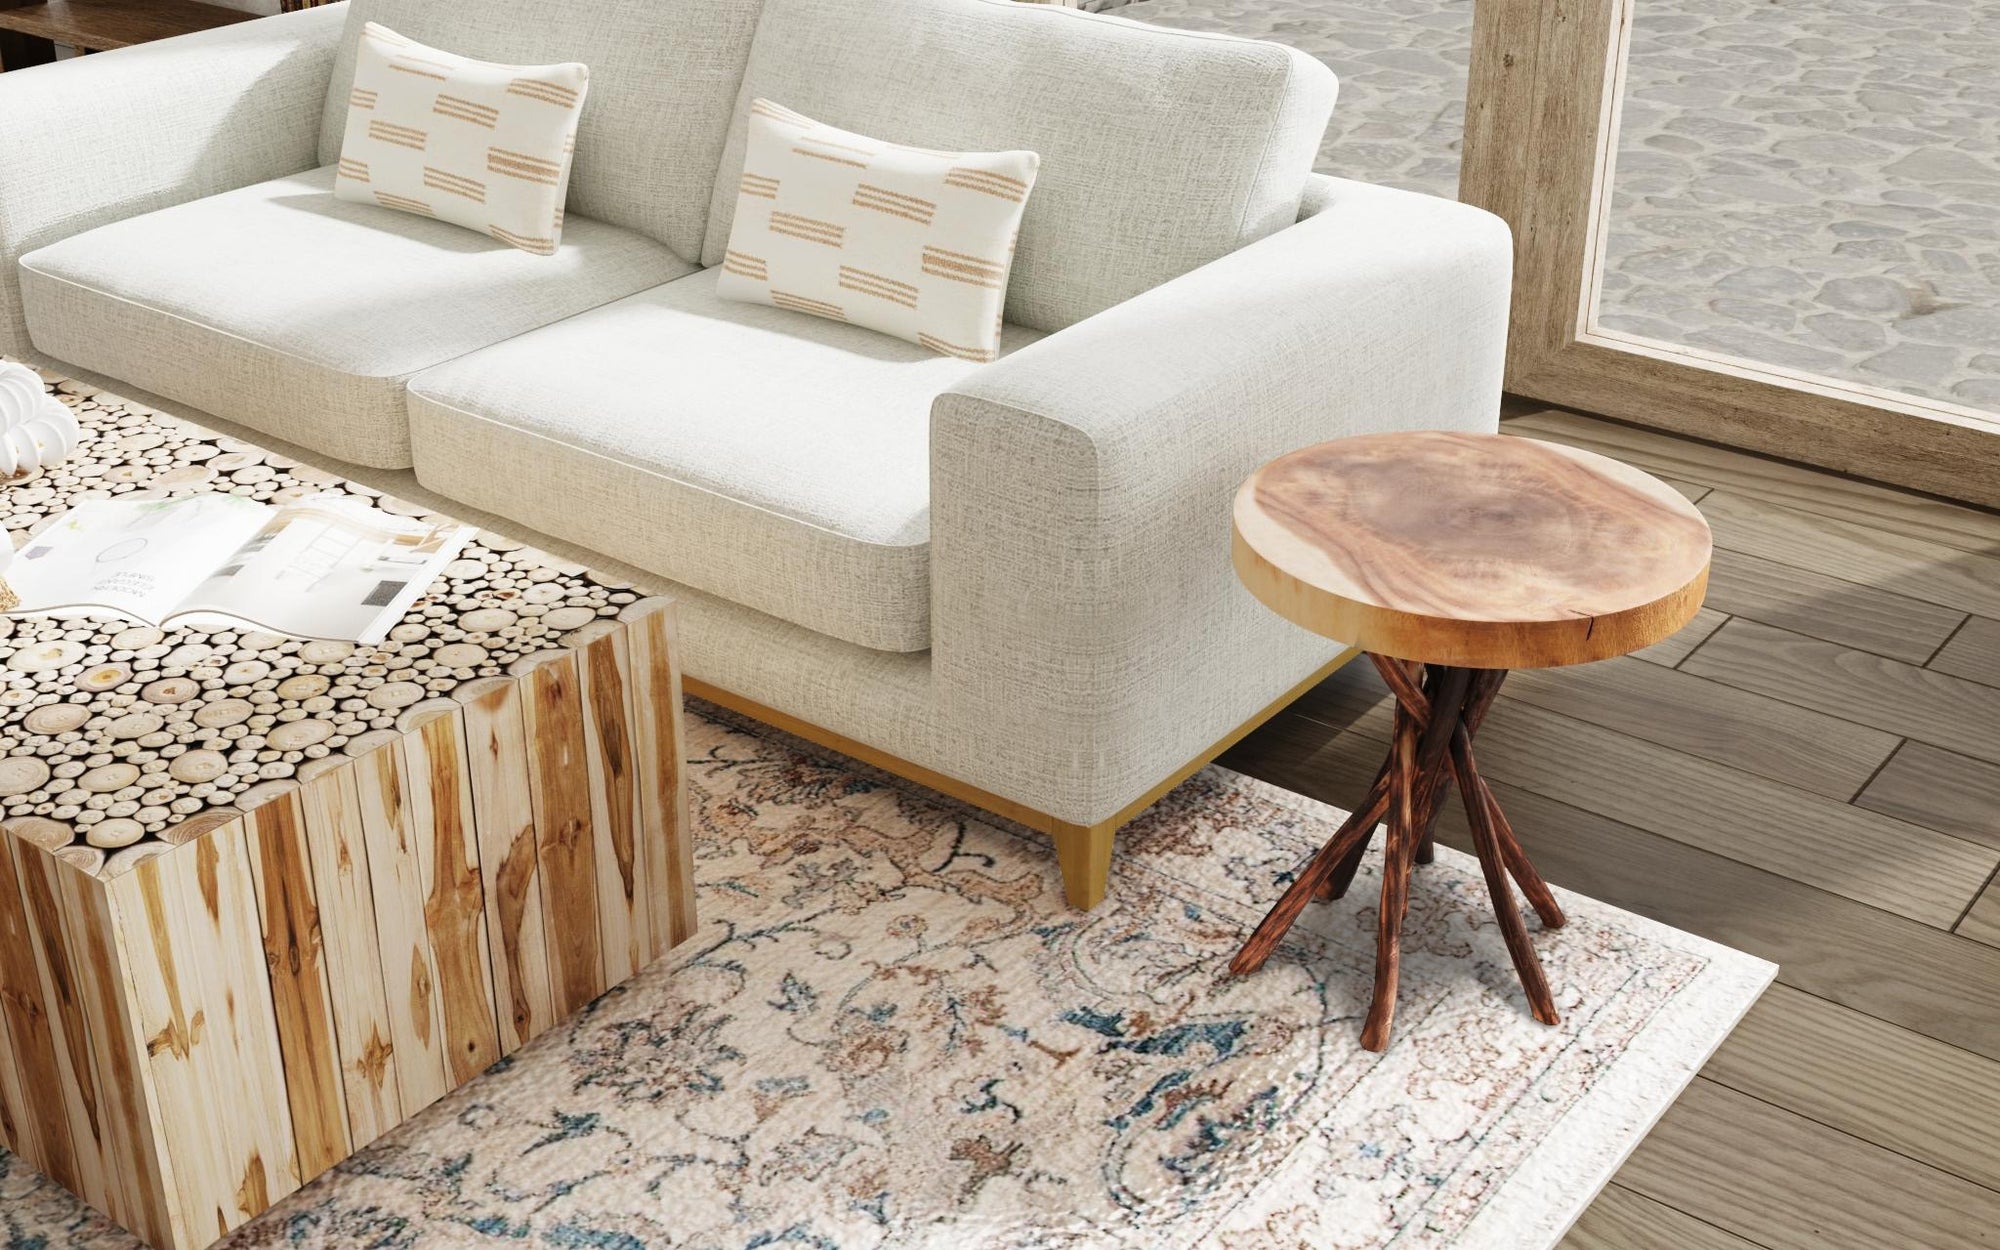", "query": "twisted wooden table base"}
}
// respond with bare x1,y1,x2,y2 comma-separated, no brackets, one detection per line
1229,654,1566,1051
